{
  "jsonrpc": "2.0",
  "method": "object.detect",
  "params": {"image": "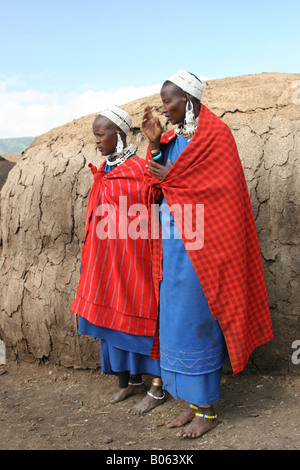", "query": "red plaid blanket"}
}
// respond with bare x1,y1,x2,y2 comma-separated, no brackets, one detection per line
71,157,158,337
143,104,273,373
